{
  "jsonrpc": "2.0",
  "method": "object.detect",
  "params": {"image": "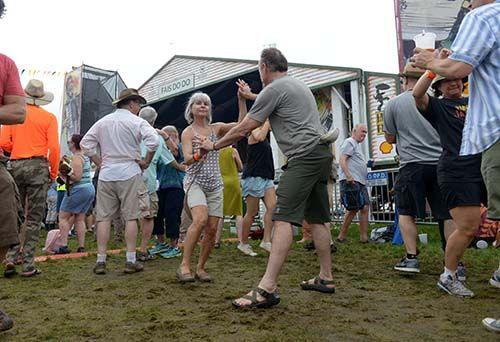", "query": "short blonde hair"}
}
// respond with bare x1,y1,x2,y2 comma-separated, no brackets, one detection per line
184,92,212,124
